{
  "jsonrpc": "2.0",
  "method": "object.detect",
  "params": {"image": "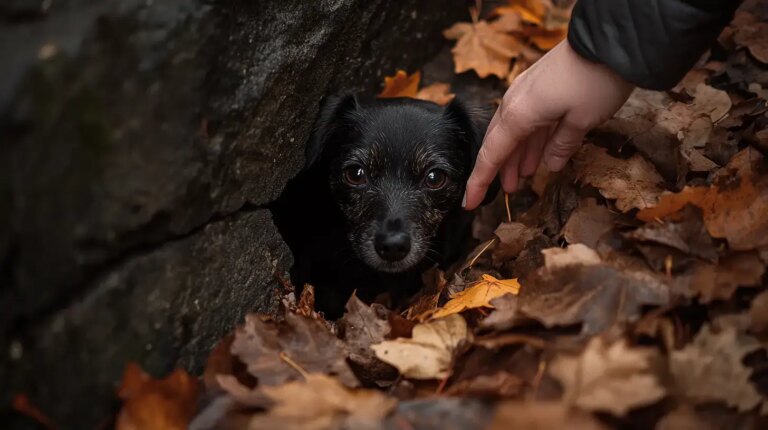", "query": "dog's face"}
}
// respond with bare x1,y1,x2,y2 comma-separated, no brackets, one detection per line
306,95,485,273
